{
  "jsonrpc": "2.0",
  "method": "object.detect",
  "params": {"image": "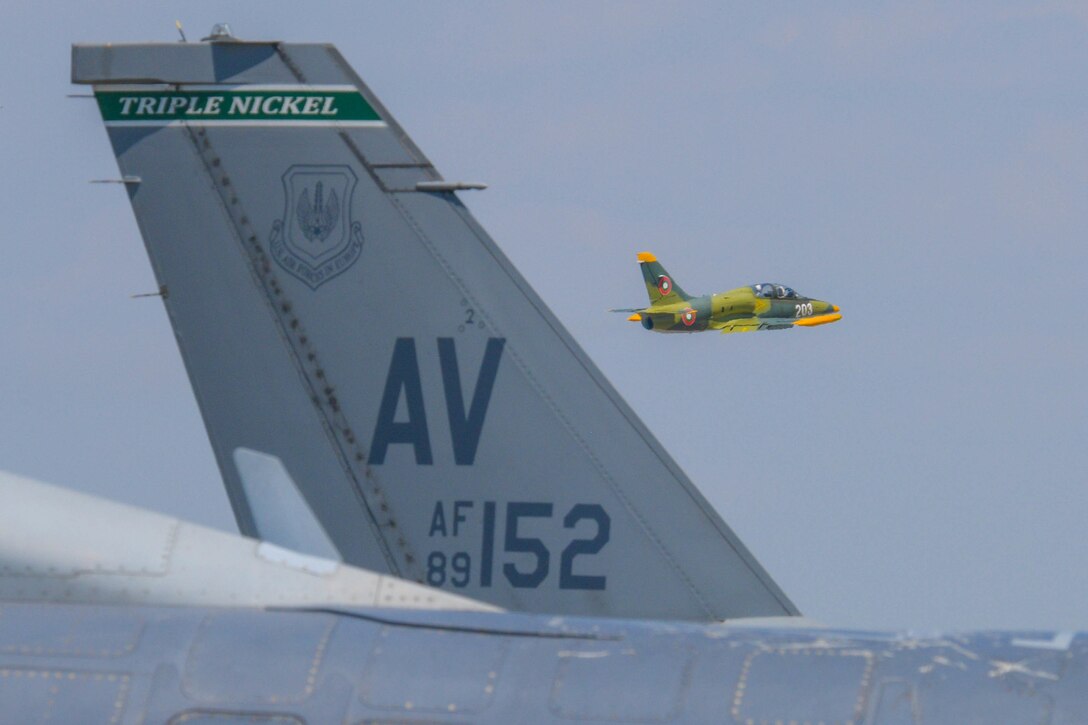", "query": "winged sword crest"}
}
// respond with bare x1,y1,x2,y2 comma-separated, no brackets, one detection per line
296,181,340,244
269,164,364,290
